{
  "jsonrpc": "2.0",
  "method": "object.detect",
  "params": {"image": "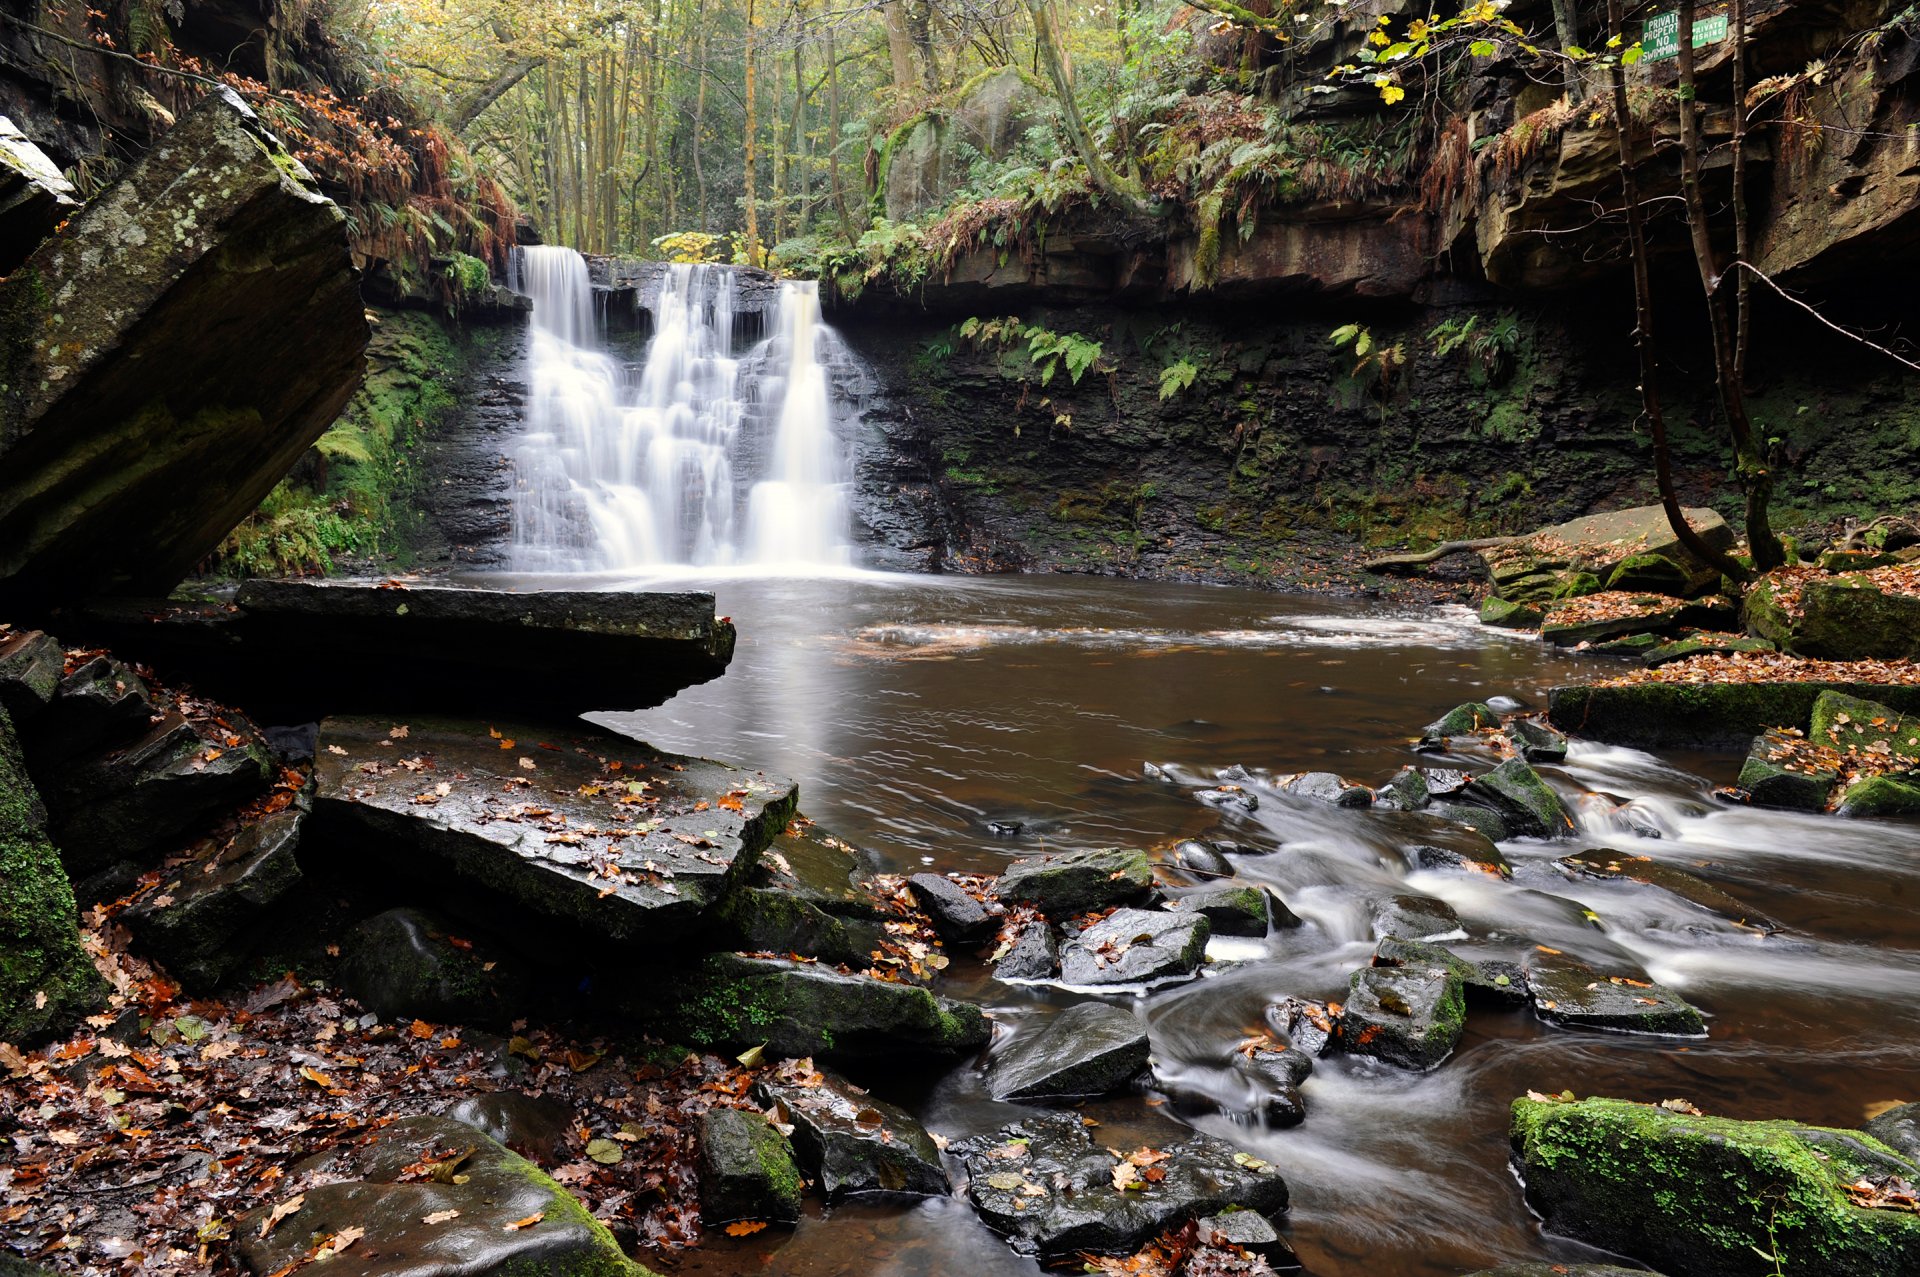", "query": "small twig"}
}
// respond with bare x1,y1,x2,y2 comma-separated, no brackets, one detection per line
1728,261,1920,374
0,11,223,89
1362,537,1516,575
